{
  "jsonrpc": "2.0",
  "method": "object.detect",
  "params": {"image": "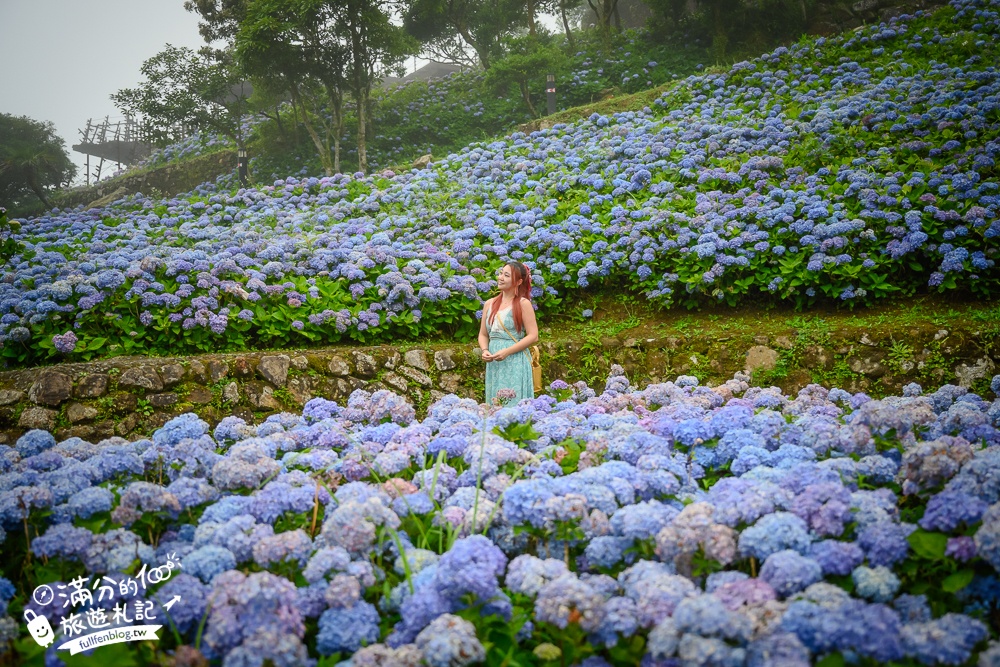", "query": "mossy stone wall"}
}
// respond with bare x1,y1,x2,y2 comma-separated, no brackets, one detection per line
0,320,995,443
53,150,238,211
